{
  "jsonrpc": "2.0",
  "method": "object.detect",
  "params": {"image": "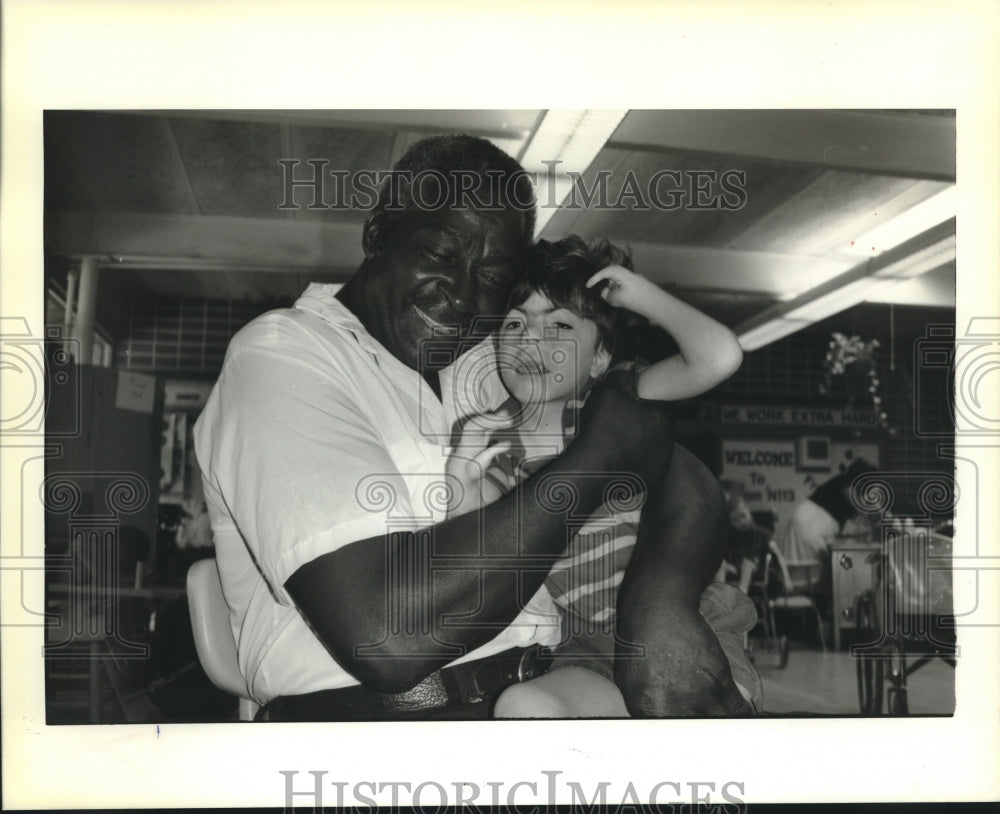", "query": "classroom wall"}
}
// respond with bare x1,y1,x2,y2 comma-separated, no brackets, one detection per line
689,303,956,523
